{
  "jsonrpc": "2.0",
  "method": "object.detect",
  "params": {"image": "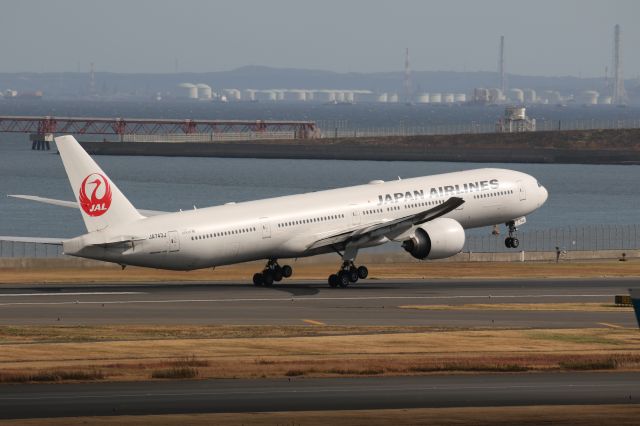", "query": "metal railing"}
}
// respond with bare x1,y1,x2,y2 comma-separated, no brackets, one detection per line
316,118,640,138
465,224,640,253
0,241,64,258
2,224,639,258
